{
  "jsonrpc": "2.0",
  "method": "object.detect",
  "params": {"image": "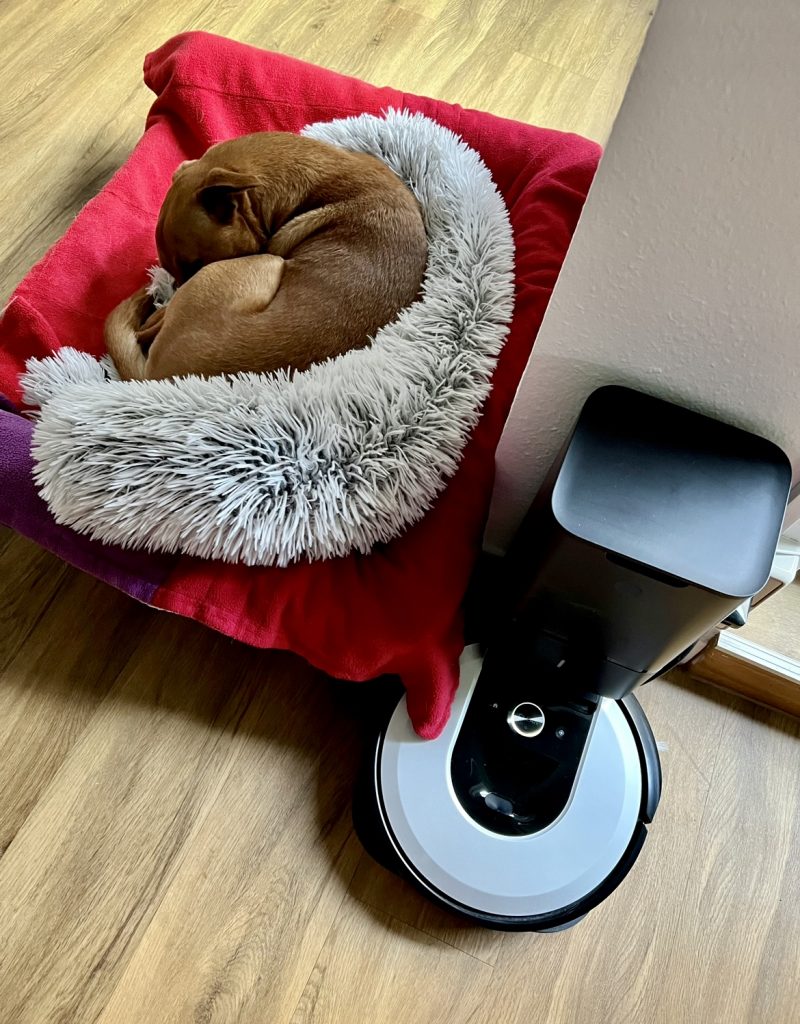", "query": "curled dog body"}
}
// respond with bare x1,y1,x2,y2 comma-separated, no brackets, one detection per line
105,132,428,380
